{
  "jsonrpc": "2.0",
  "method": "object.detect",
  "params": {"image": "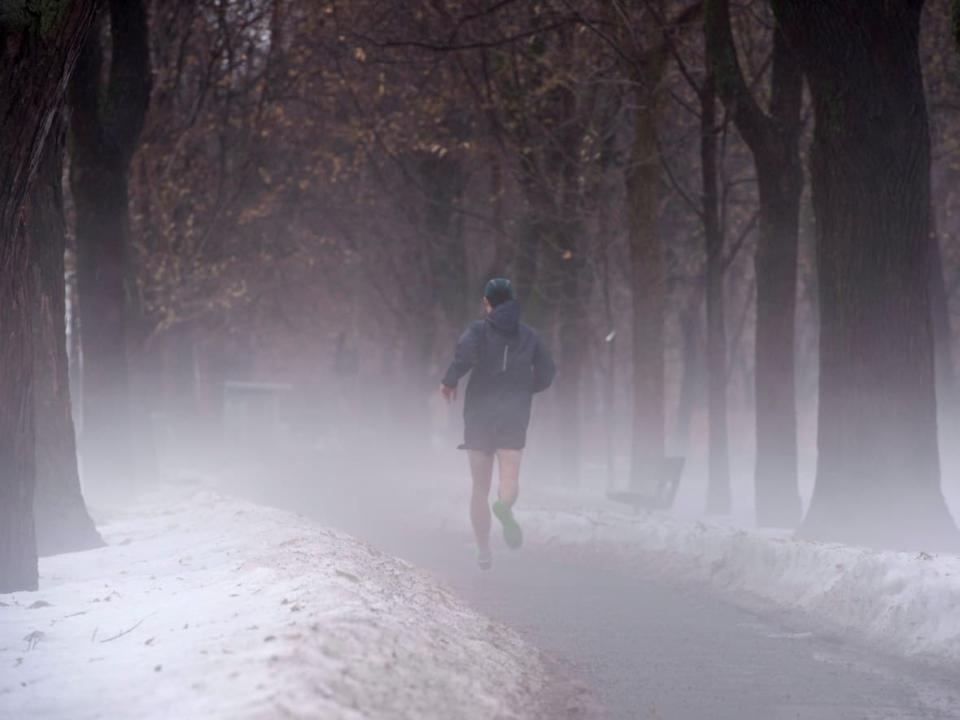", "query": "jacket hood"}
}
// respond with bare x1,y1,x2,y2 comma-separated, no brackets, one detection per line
486,299,521,335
